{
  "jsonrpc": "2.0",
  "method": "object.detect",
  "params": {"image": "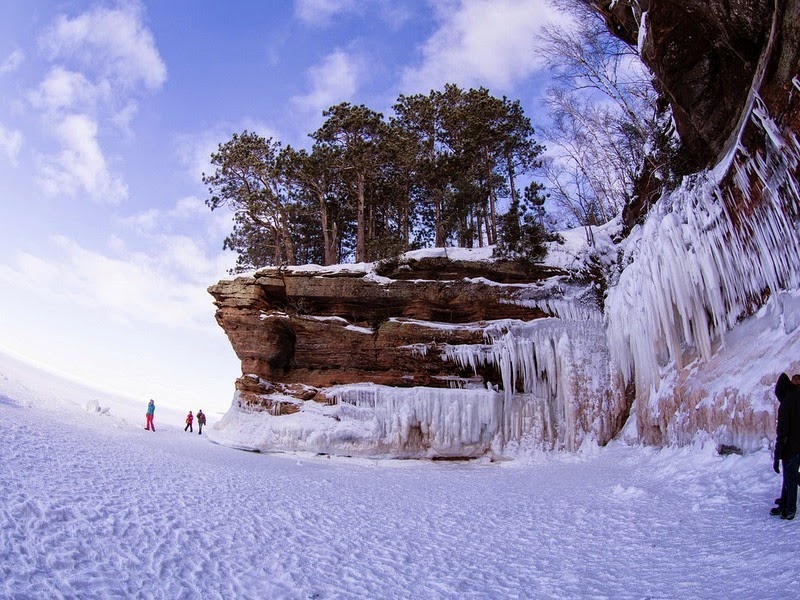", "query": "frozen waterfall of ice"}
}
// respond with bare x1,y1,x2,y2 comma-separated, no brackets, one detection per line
441,316,618,451
605,96,800,429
